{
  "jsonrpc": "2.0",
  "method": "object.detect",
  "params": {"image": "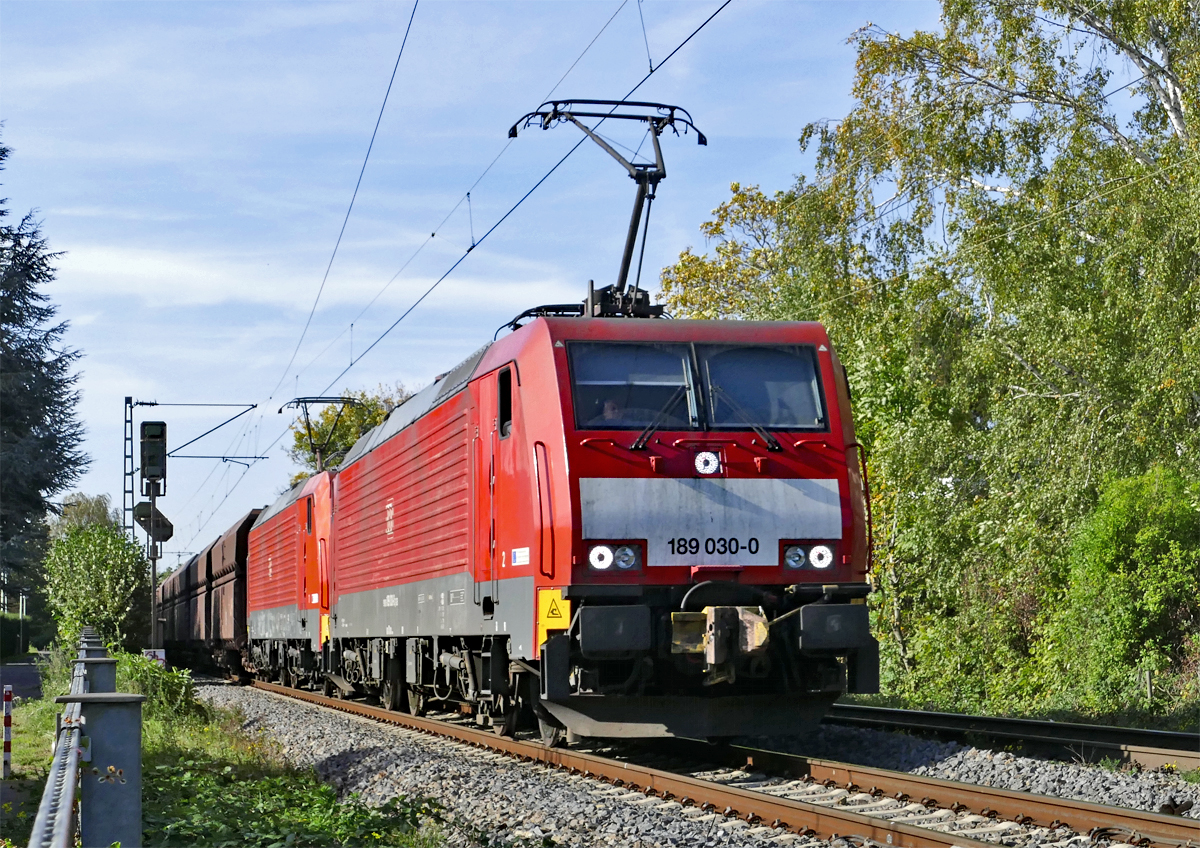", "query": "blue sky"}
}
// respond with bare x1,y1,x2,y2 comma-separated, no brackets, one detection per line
1,0,940,568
